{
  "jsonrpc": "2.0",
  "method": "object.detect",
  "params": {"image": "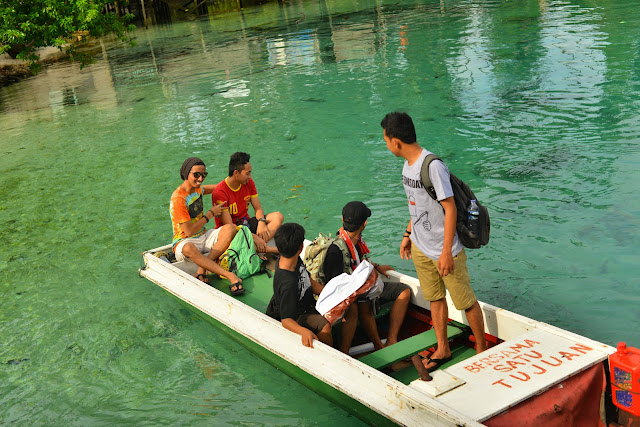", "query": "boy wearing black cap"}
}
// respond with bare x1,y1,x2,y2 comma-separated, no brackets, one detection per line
323,201,411,351
170,157,244,295
381,112,487,380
